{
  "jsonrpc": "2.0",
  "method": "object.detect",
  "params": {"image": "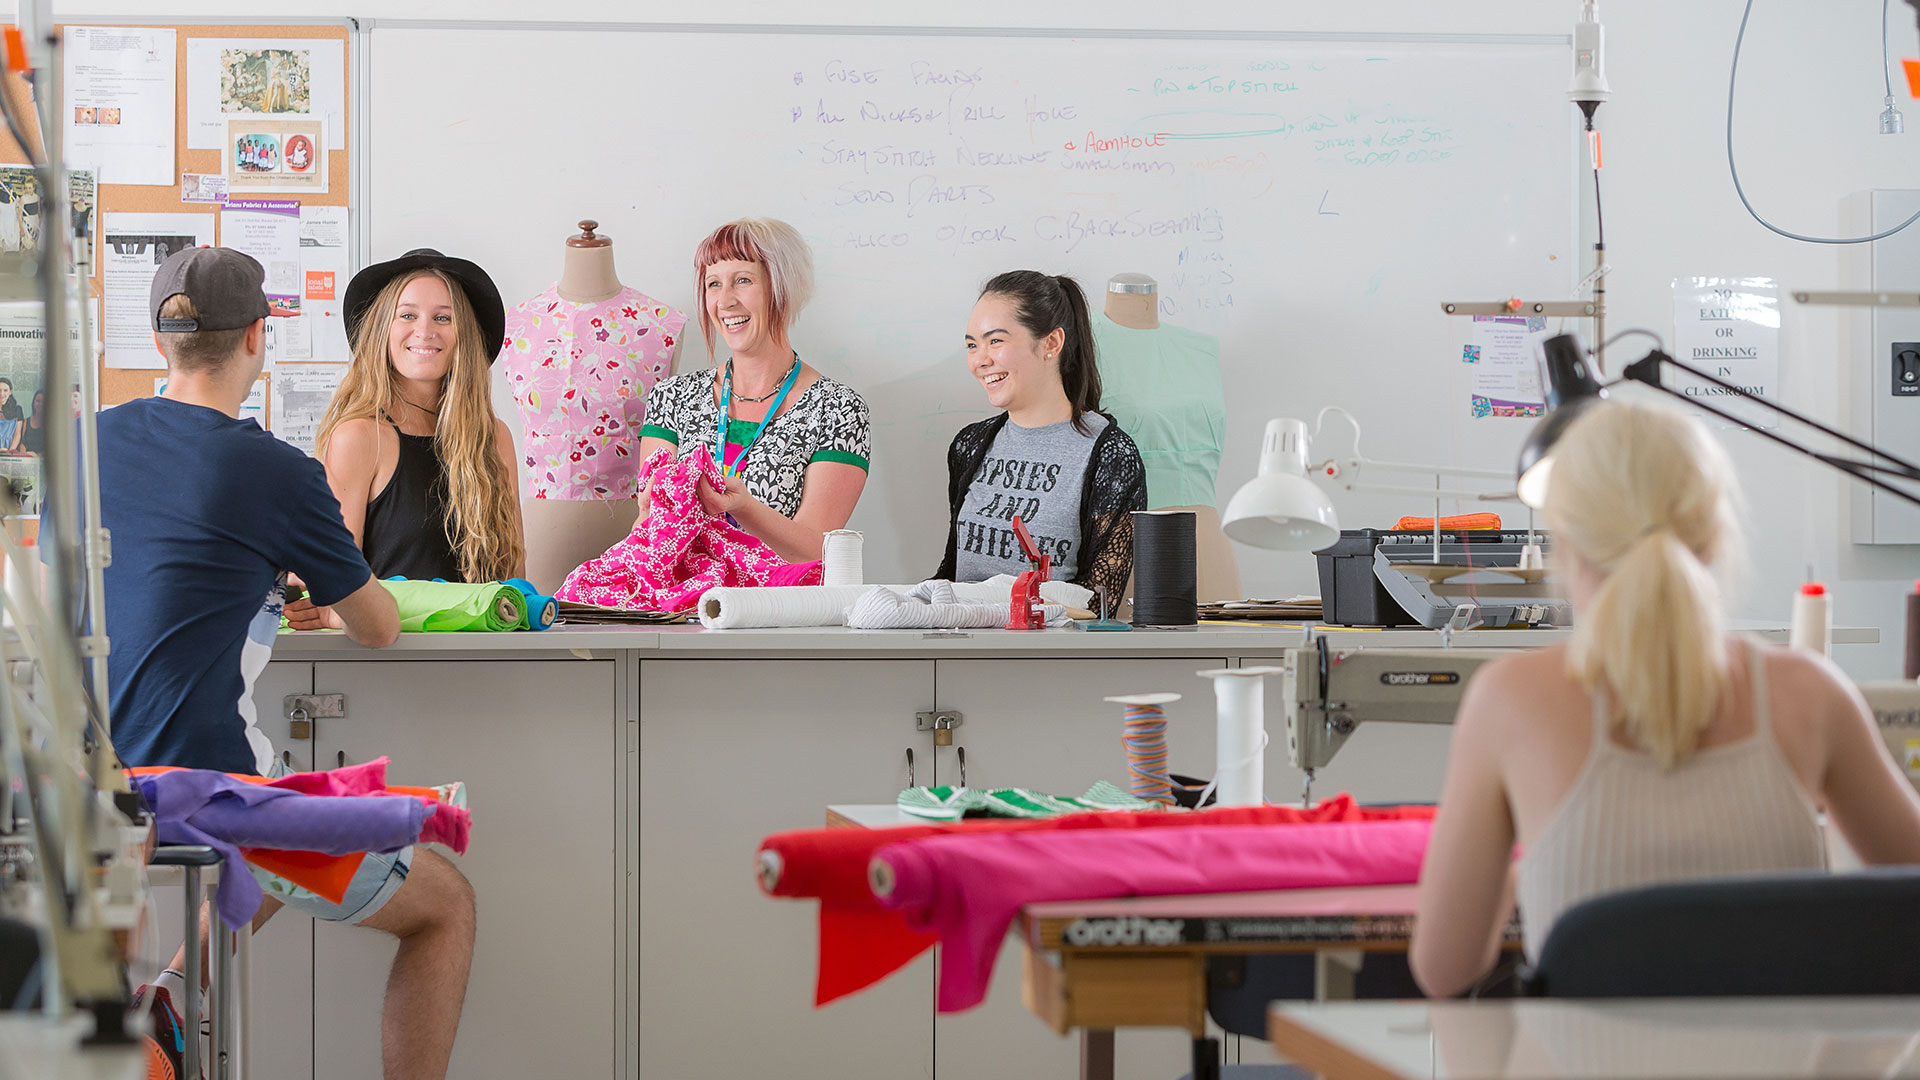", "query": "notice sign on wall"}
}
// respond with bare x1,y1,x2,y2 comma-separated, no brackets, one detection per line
1671,277,1779,430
